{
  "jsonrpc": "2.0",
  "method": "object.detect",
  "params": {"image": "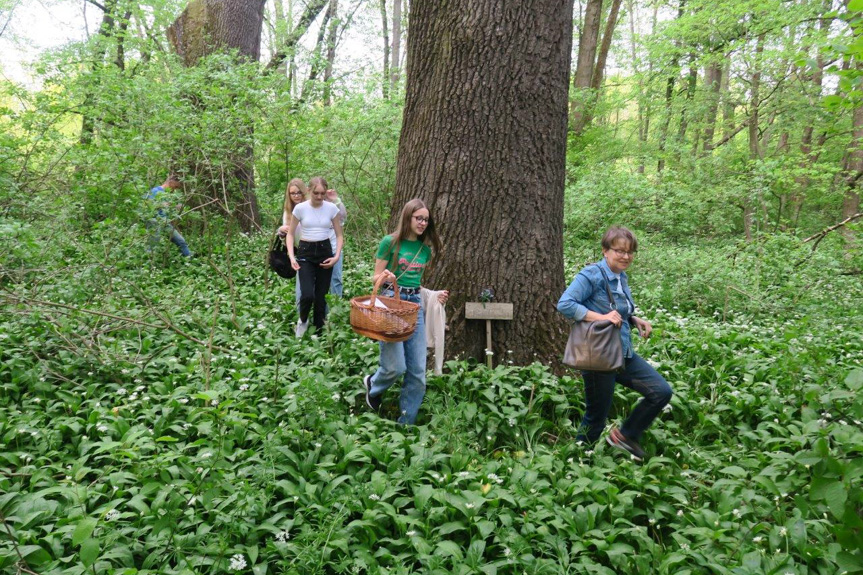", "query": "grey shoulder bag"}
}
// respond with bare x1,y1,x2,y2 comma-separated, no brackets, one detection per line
562,265,624,372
